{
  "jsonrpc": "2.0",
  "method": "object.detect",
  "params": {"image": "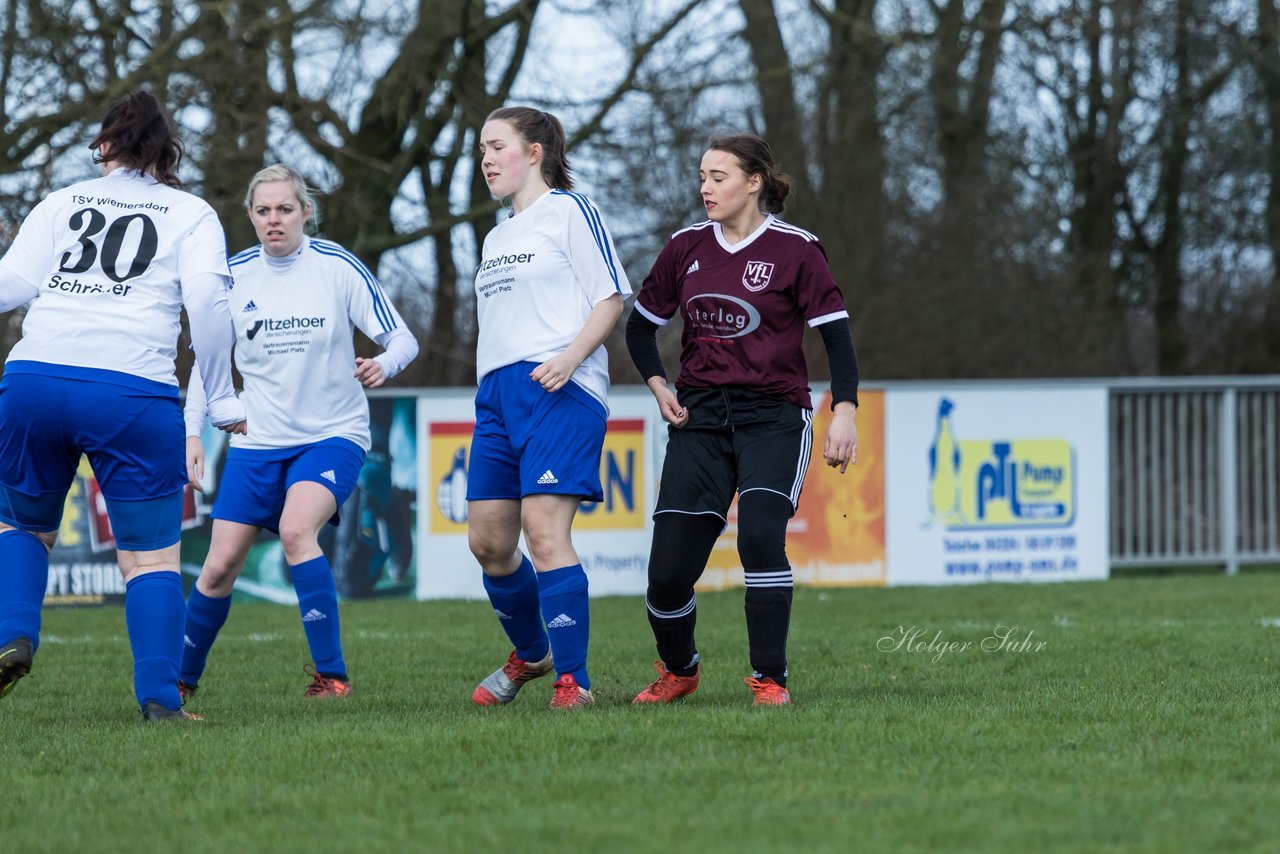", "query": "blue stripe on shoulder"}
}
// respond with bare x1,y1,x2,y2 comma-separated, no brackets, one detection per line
551,190,621,293
309,240,395,333
228,246,260,268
